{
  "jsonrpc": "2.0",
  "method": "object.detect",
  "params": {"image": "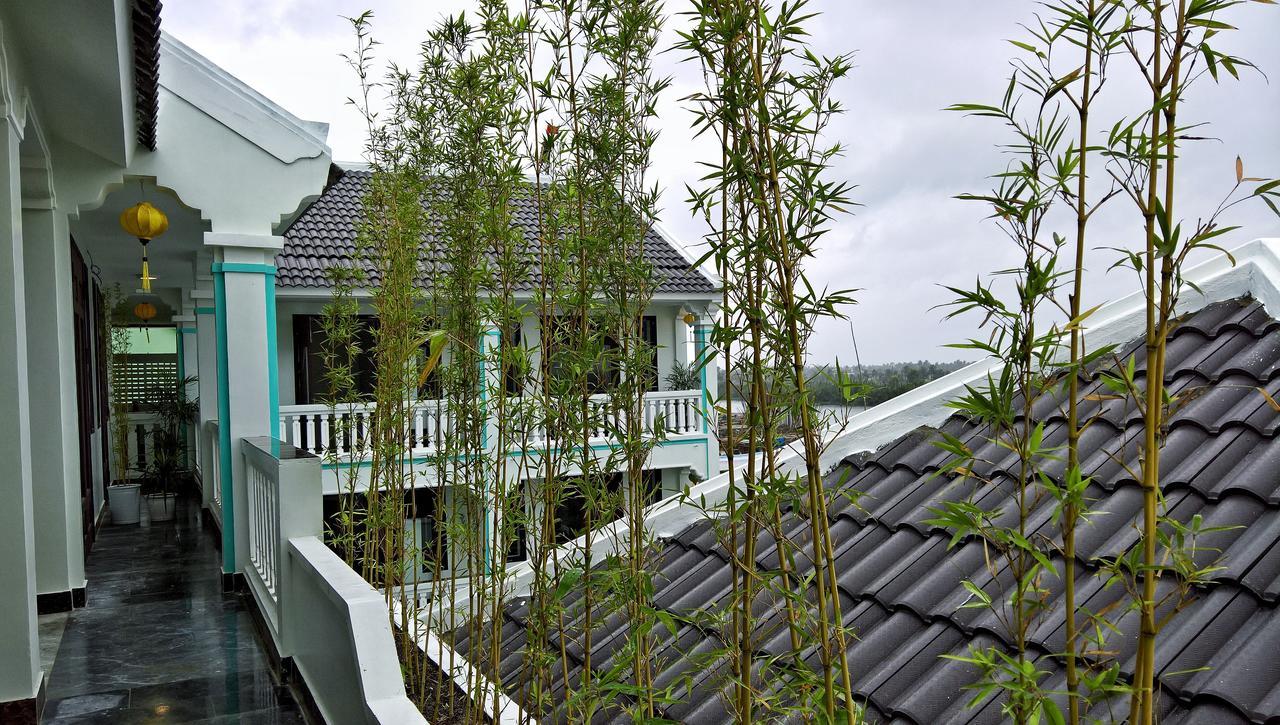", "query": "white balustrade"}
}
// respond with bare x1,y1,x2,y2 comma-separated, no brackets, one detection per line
279,400,453,459
246,451,280,600
279,390,702,460
205,420,222,523
643,389,702,436
241,437,322,646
